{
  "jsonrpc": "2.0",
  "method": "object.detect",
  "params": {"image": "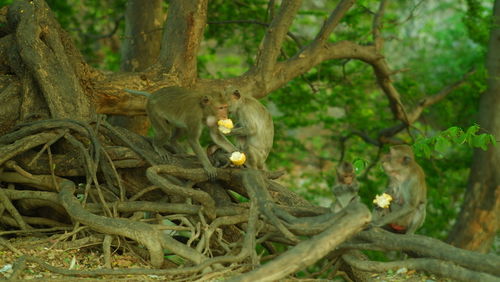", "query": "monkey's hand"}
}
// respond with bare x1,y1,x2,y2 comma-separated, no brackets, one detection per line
153,145,170,162
203,164,218,181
